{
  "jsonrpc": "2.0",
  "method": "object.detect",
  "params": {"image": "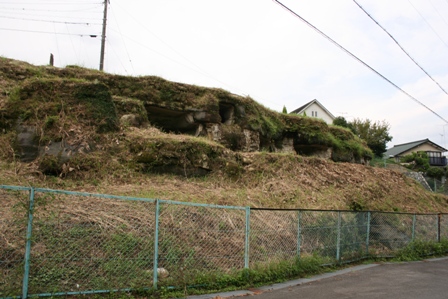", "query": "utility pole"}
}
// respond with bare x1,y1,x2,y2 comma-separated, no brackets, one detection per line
99,0,109,71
